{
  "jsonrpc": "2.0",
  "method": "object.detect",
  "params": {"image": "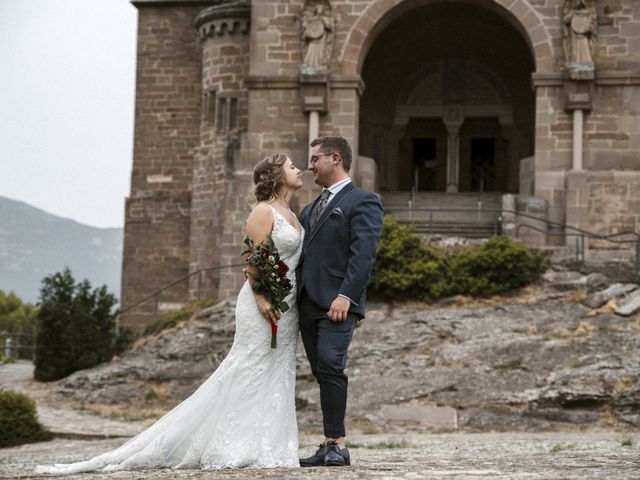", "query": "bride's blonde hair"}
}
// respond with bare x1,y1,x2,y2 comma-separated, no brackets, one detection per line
253,153,290,201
